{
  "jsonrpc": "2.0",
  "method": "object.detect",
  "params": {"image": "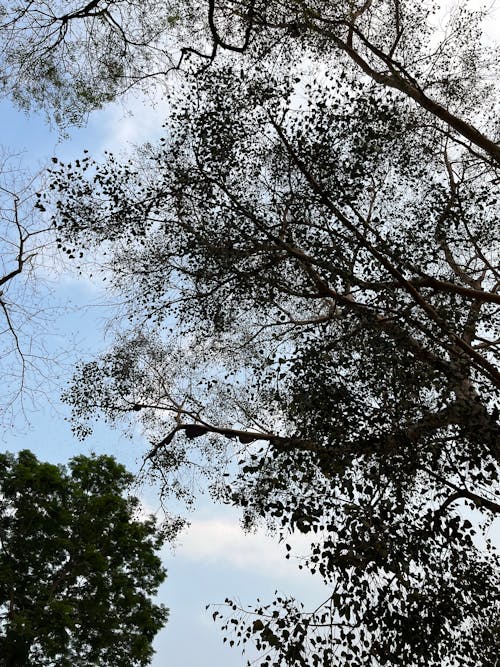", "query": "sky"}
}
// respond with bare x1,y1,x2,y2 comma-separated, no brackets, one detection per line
1,94,328,667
